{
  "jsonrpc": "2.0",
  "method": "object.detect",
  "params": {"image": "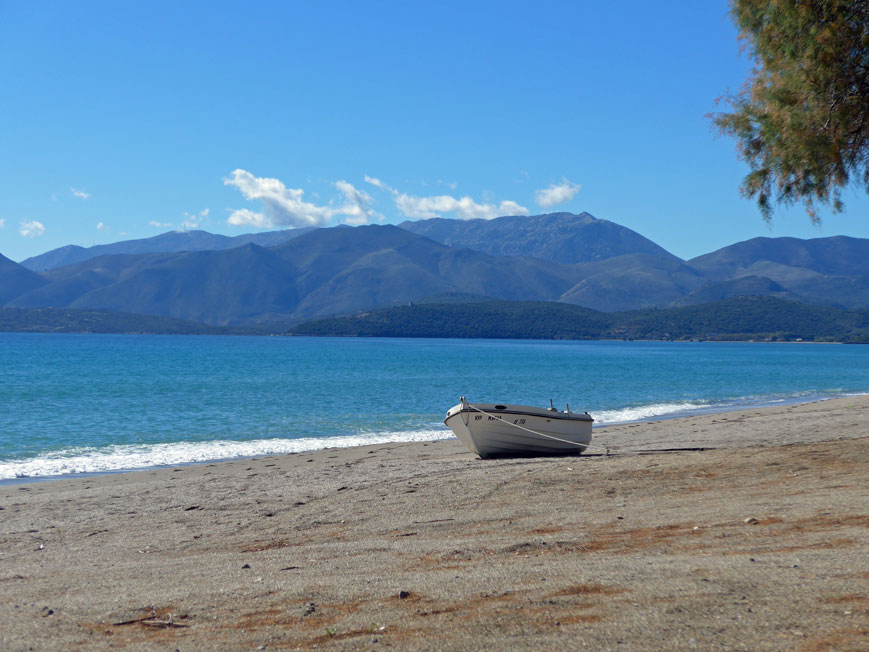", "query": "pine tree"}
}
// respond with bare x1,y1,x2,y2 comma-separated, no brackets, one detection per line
712,0,869,222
